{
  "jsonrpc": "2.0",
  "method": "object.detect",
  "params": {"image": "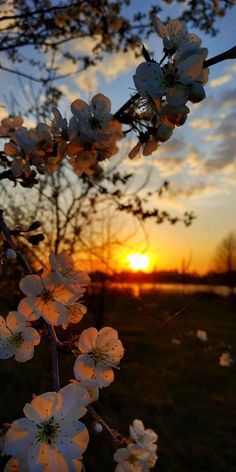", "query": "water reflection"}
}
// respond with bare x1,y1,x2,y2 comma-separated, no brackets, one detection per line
106,282,232,297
